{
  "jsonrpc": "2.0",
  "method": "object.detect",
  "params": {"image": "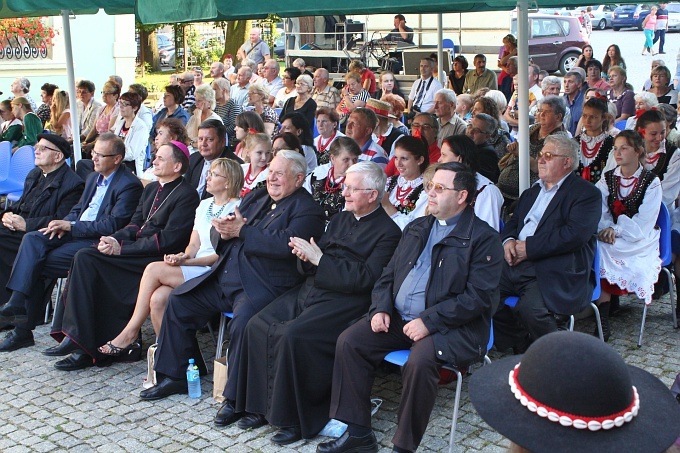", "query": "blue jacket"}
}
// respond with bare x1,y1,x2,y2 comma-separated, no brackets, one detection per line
64,165,143,239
